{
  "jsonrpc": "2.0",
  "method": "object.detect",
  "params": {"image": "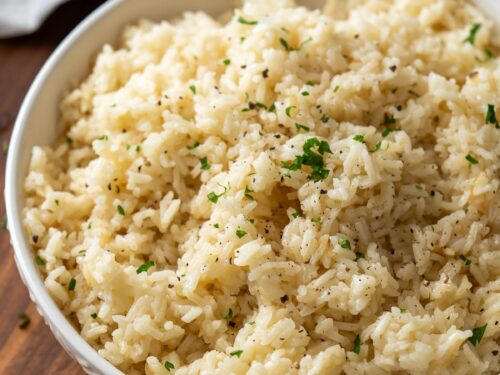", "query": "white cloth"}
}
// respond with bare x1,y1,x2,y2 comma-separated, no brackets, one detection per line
0,0,69,38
